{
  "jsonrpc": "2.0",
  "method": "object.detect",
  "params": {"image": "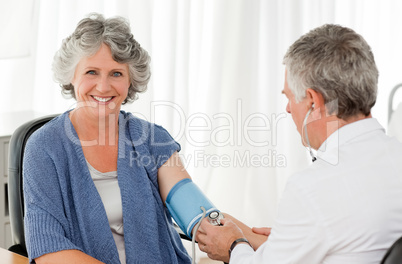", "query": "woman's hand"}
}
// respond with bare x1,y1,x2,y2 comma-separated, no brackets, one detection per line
35,250,105,264
252,227,272,237
223,213,269,249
